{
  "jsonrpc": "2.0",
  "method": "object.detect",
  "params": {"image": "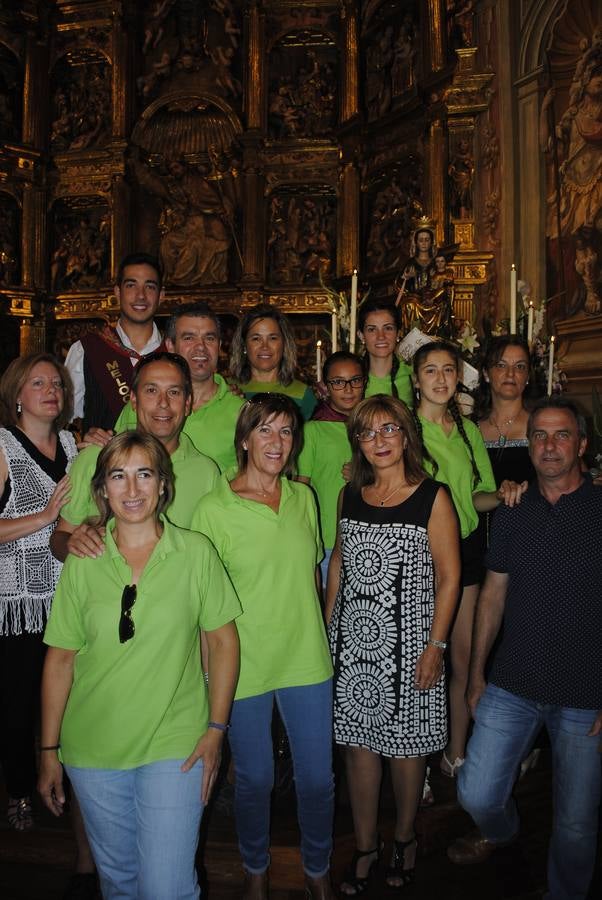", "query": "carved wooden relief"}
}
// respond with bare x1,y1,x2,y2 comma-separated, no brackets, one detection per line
267,186,336,286
0,42,21,142
363,159,424,276
50,51,111,151
50,198,110,292
361,0,419,122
